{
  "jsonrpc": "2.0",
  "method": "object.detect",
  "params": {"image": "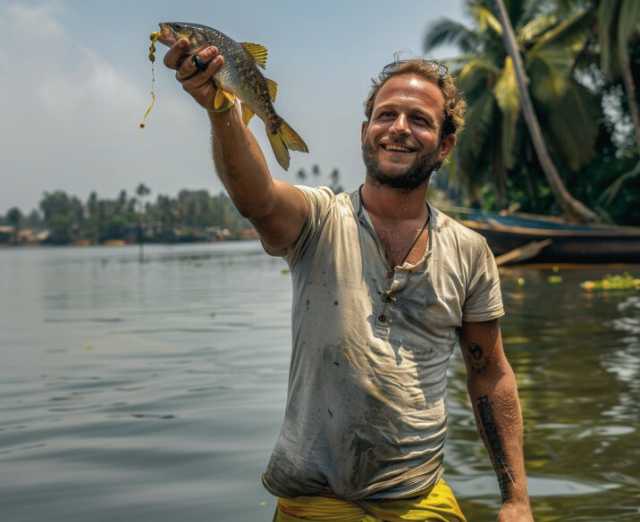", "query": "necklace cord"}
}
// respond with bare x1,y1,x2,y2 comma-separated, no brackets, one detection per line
398,211,430,267
359,186,430,268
